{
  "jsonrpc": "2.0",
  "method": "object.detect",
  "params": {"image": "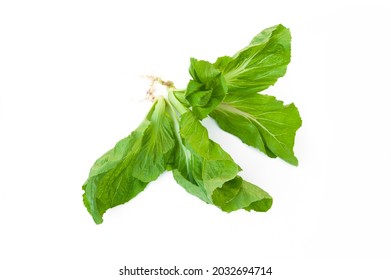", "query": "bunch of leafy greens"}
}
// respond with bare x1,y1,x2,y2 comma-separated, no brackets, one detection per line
82,24,301,224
